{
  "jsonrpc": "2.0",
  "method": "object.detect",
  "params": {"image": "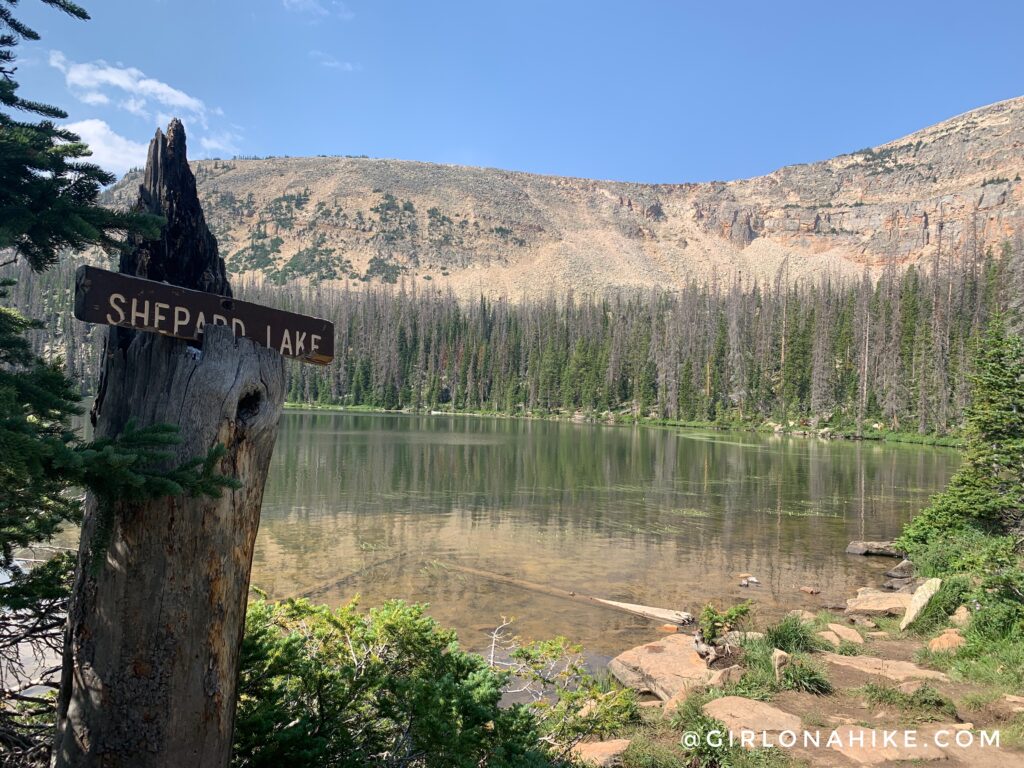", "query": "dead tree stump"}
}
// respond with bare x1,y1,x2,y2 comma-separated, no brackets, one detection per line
53,121,285,768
